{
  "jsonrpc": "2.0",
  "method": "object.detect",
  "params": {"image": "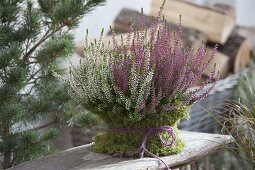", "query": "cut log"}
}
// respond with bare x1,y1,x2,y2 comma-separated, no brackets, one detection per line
234,26,255,49
151,0,235,44
75,8,207,57
111,8,207,51
207,31,250,73
204,47,230,78
234,26,255,61
234,40,250,73
75,45,84,58
110,9,230,78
